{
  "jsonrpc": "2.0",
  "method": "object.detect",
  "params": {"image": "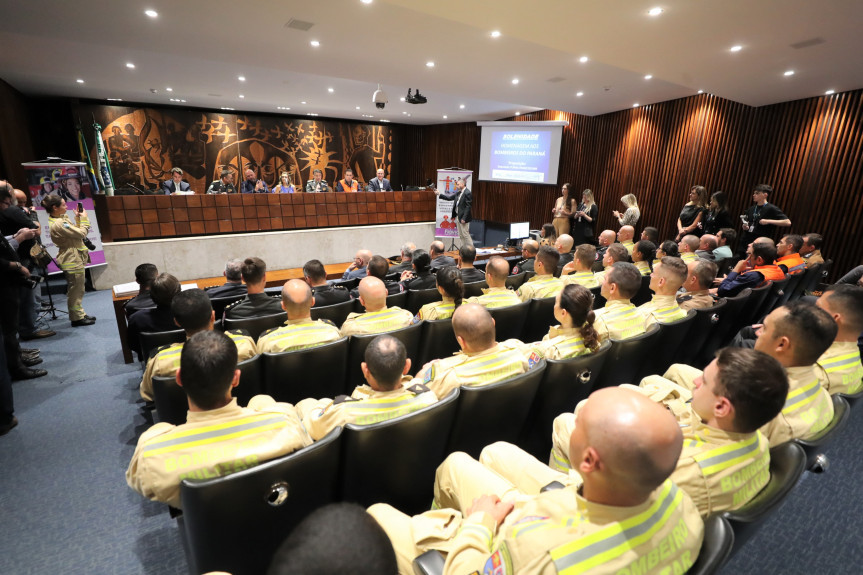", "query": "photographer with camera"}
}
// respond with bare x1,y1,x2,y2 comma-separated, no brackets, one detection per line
41,193,96,327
